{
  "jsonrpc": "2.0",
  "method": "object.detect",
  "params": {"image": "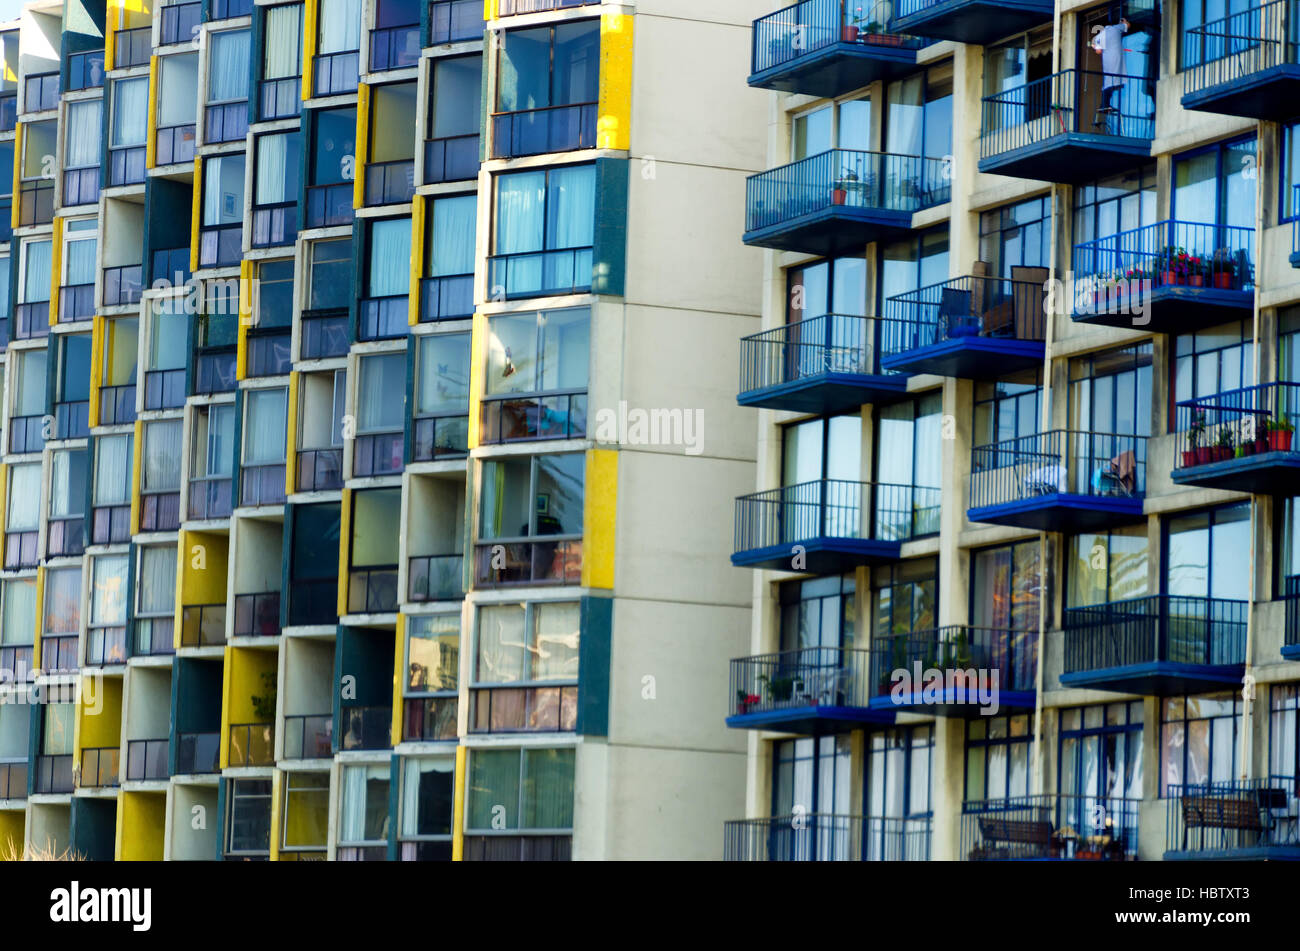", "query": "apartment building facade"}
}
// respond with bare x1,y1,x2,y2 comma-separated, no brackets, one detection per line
0,0,768,860
730,0,1300,861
